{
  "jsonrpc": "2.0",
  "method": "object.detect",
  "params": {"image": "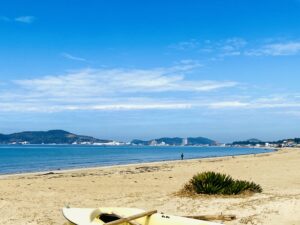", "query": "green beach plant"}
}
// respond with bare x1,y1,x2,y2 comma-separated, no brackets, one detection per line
183,171,262,195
